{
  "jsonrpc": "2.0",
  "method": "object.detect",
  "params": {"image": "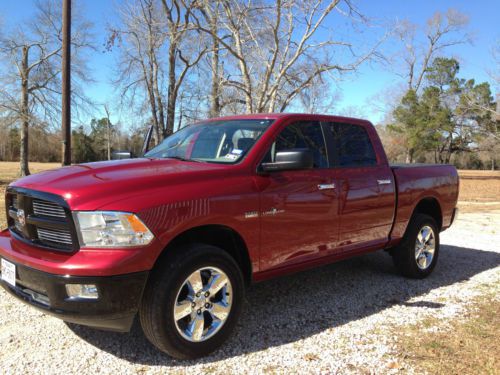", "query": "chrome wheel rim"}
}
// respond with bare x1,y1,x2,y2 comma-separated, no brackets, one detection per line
415,225,436,270
173,267,232,342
